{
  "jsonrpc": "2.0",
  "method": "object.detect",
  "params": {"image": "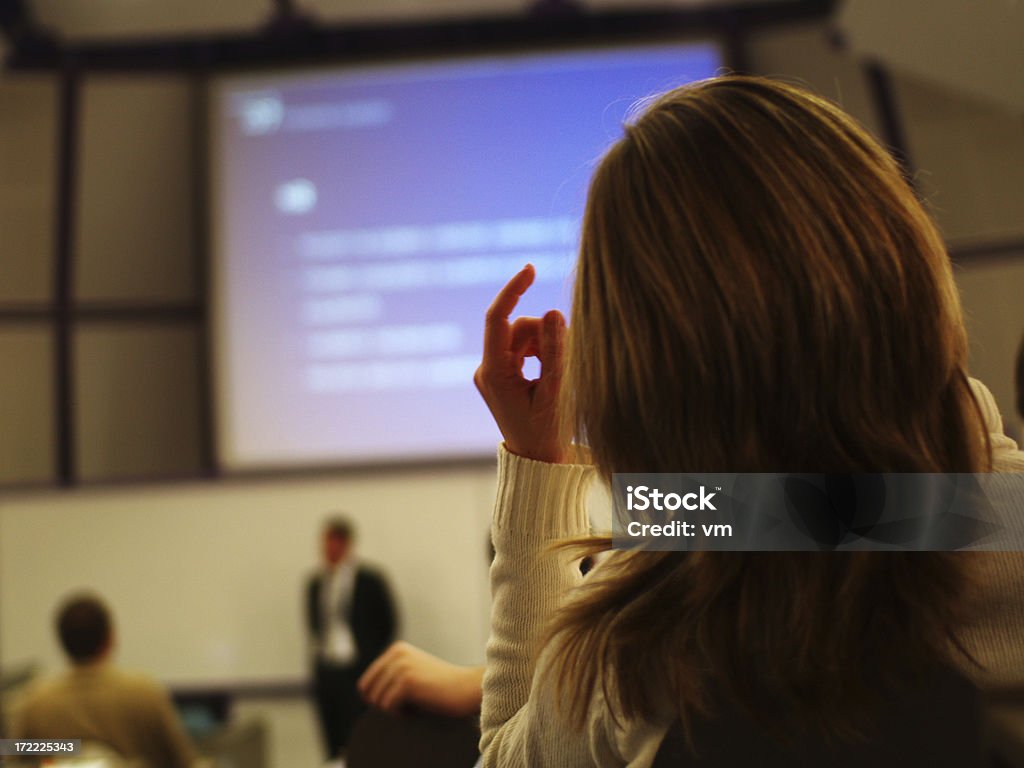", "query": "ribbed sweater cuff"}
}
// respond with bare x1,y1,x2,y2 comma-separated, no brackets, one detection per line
492,443,594,542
